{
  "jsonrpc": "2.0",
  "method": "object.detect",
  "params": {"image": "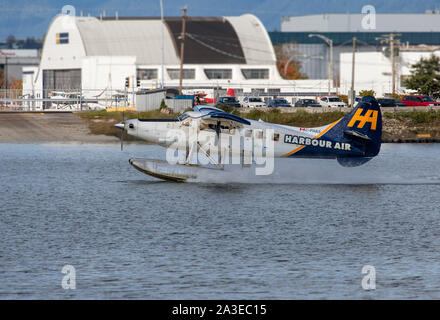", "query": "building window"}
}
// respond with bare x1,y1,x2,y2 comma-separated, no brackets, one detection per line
267,88,280,94
43,69,81,91
167,68,195,80
204,69,232,79
233,88,244,96
56,32,69,44
241,69,269,79
251,88,265,95
137,69,158,80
